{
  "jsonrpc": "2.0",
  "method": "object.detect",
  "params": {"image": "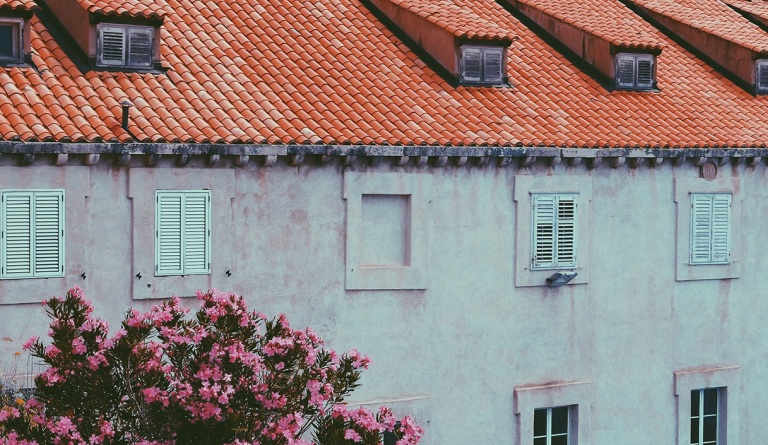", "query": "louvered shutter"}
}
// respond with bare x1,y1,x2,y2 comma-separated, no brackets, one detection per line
1,190,64,279
532,195,556,269
98,26,126,66
636,55,654,89
462,47,482,82
33,192,64,277
616,54,636,88
555,196,577,267
127,27,153,67
483,48,503,83
756,60,768,92
156,191,210,276
690,193,731,264
182,192,210,274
